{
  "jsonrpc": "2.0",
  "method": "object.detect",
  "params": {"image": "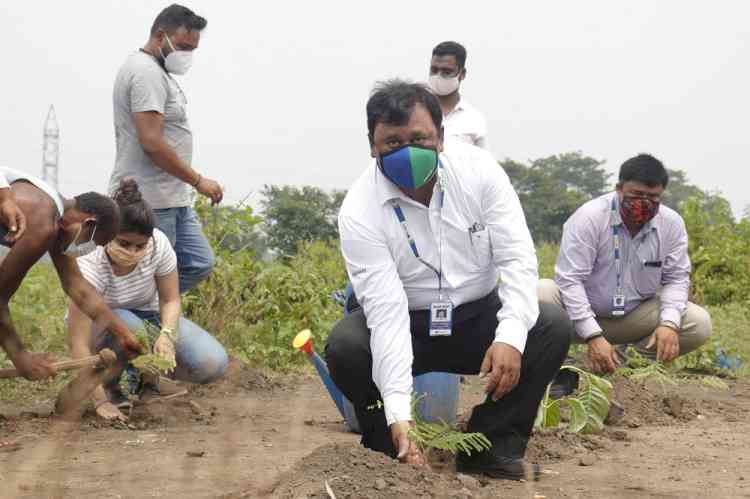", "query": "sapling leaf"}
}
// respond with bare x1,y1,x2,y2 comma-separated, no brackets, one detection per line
408,395,492,456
